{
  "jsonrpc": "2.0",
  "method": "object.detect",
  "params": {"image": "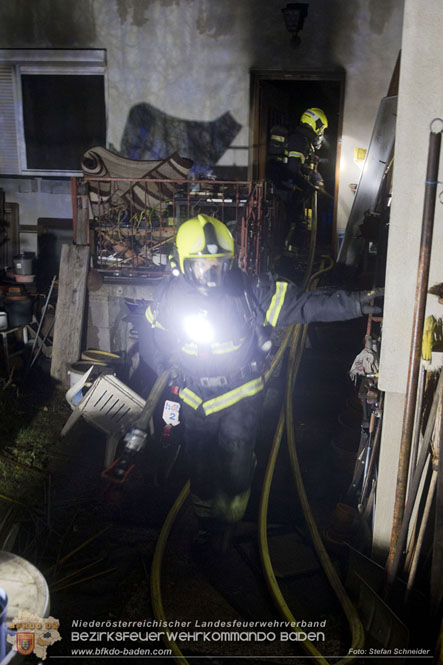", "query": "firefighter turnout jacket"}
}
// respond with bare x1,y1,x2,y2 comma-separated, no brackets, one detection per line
143,268,362,417
287,125,320,192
